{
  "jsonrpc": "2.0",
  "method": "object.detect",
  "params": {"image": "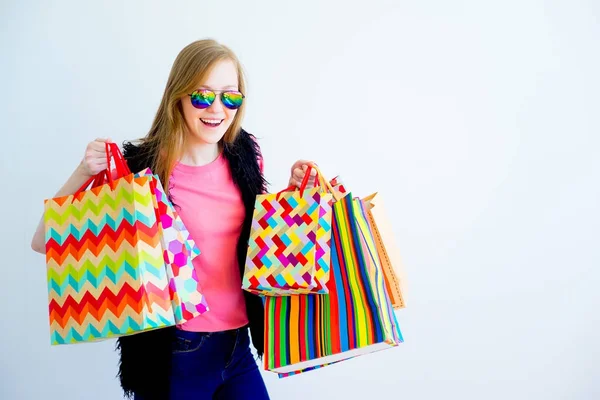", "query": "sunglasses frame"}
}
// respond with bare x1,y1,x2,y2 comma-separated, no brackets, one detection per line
187,88,245,110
